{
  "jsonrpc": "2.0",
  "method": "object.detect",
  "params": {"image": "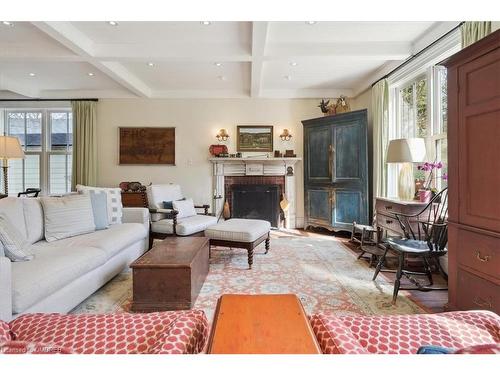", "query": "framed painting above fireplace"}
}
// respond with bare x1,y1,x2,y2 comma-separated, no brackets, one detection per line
237,125,273,152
